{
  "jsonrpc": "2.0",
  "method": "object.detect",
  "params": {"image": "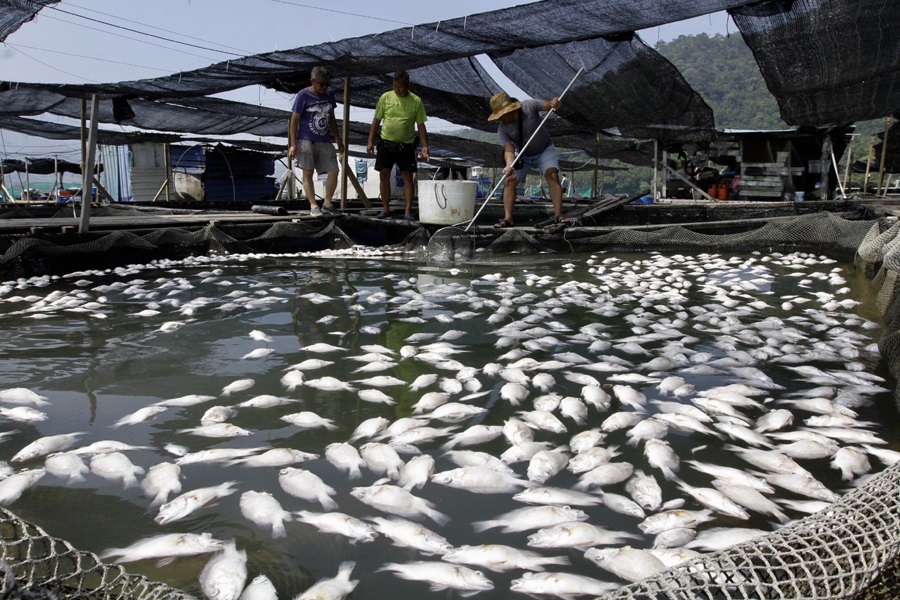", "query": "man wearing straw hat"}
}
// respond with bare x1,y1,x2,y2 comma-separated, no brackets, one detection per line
488,92,568,228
